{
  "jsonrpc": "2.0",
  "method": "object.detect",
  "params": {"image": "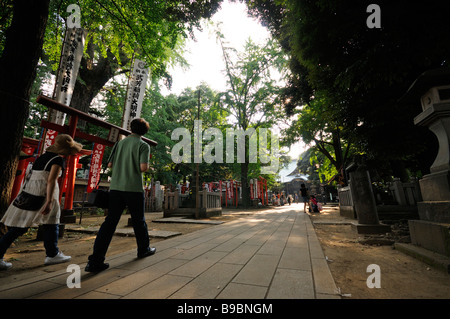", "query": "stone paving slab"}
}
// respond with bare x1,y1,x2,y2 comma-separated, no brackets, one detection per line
65,225,182,239
0,205,340,300
153,217,225,225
